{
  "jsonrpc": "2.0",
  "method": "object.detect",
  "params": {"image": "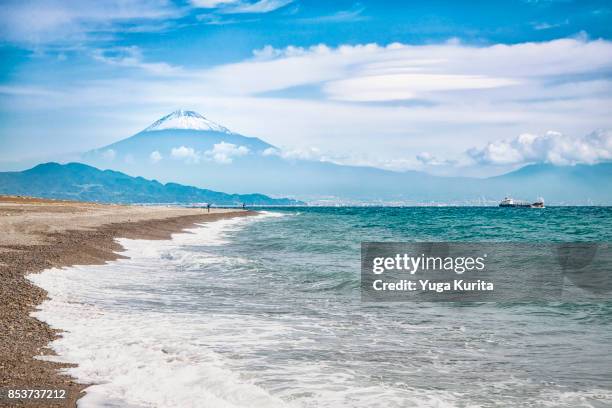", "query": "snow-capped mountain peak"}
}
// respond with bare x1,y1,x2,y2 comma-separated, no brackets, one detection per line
144,109,232,133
